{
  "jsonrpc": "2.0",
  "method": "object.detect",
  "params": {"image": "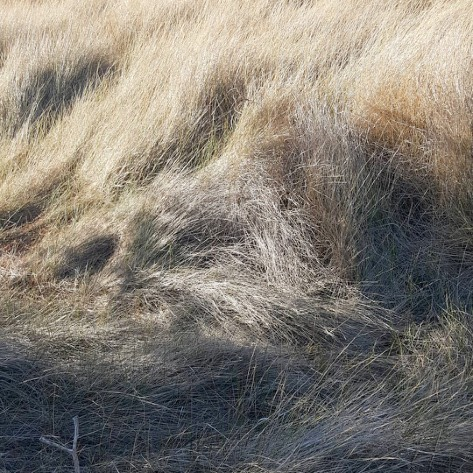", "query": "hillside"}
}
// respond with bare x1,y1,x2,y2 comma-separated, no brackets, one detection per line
1,0,473,471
